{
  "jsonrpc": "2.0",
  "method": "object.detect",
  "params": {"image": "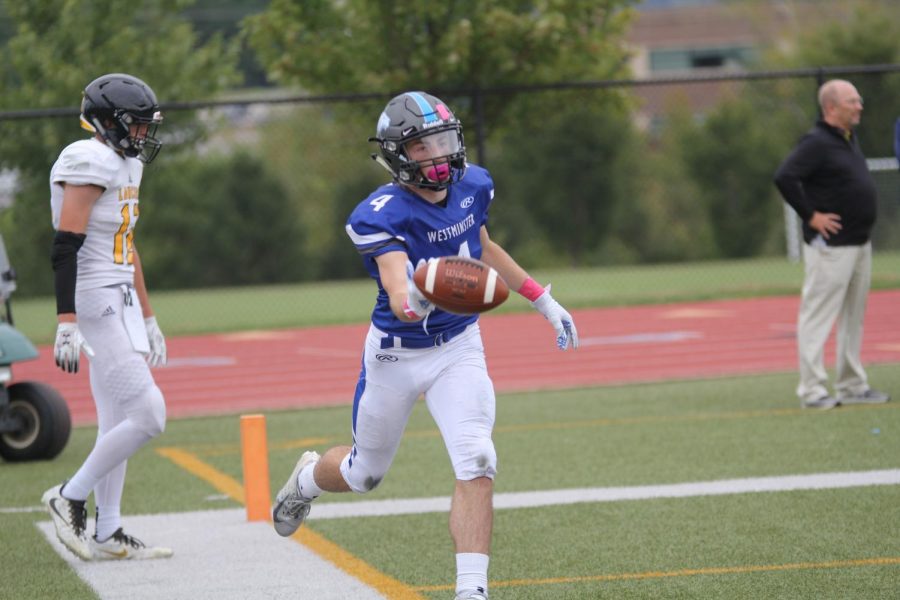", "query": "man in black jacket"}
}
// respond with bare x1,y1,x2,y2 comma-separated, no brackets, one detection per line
774,79,890,409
